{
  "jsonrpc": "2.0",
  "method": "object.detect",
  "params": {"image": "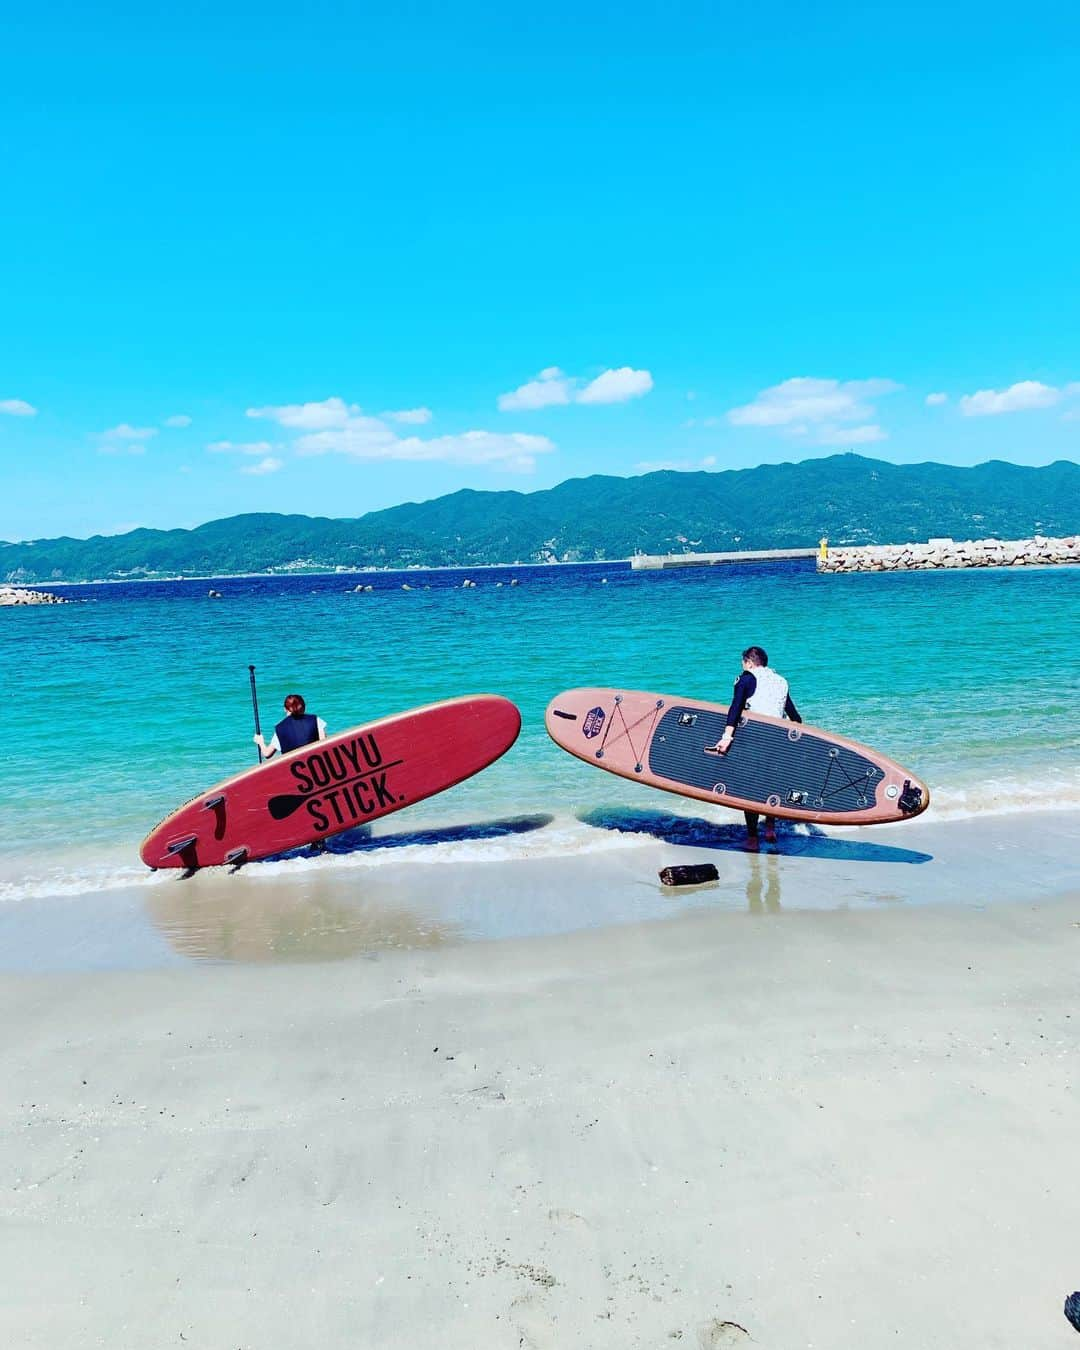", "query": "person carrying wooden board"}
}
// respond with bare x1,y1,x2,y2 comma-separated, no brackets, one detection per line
709,646,802,848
